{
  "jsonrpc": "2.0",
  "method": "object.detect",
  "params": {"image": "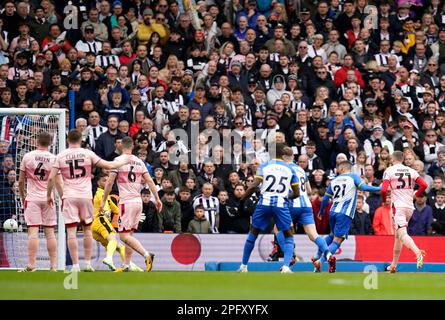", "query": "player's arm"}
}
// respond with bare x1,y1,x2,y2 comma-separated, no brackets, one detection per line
46,167,59,207
381,178,390,203
306,181,312,195
100,171,116,212
414,176,428,198
289,184,300,200
96,157,131,170
55,174,64,199
242,176,262,200
288,169,300,200
18,169,26,204
143,172,162,212
355,174,381,193
319,184,333,217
